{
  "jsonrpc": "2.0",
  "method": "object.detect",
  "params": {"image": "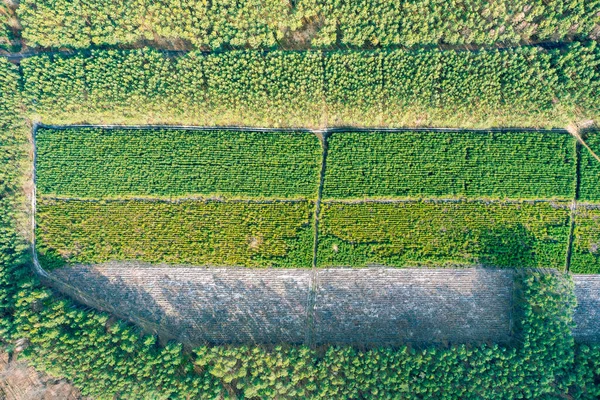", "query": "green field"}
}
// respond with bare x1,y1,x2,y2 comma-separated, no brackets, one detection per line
36,128,322,199
570,206,600,274
579,133,600,202
36,199,315,268
323,131,577,200
317,201,571,268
